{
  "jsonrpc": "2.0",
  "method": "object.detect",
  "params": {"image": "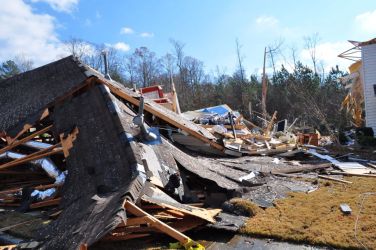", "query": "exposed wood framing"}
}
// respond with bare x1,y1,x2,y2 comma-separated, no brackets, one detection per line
0,143,63,171
0,125,53,155
5,109,50,145
0,183,58,196
98,78,224,151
